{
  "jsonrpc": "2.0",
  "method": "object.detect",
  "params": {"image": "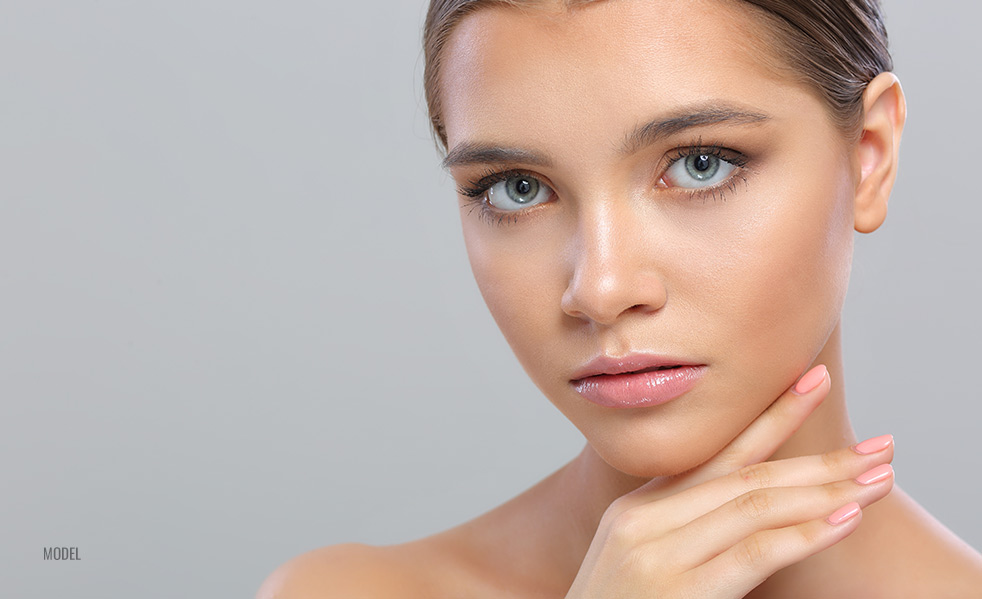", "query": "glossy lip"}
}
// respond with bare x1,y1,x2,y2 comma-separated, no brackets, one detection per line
569,353,704,382
570,353,707,409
